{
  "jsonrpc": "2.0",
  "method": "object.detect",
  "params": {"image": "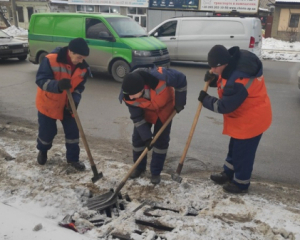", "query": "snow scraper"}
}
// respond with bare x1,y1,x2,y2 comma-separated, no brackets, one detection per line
171,81,209,183
66,89,103,183
86,110,177,211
